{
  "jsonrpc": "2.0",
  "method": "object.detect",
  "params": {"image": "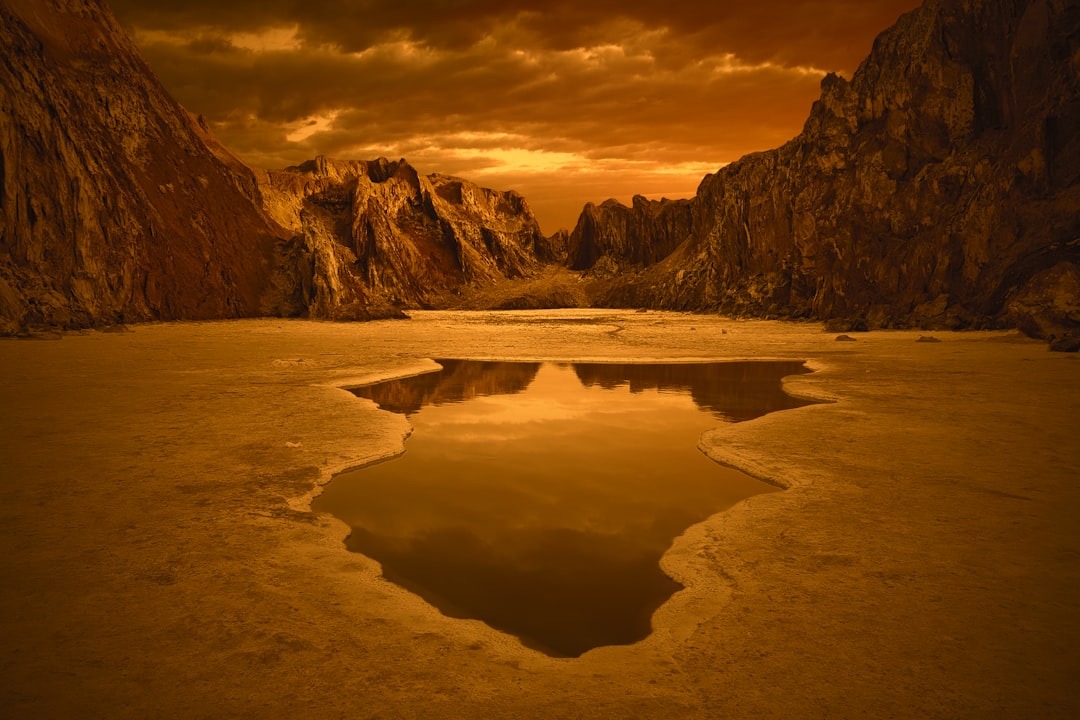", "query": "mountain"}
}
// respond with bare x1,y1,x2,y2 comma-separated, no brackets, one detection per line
566,196,694,276
259,156,551,319
3,0,1077,346
0,0,553,333
577,0,1079,347
0,0,294,333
